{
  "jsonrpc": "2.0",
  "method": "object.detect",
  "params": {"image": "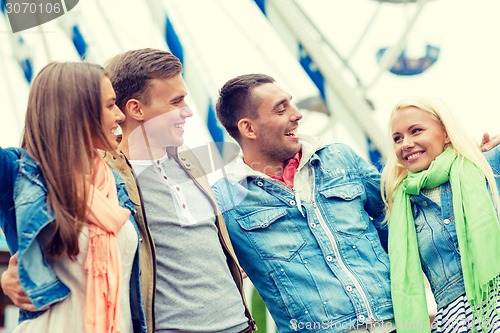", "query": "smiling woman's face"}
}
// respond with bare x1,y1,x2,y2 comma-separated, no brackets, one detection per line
391,106,450,172
93,76,125,151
